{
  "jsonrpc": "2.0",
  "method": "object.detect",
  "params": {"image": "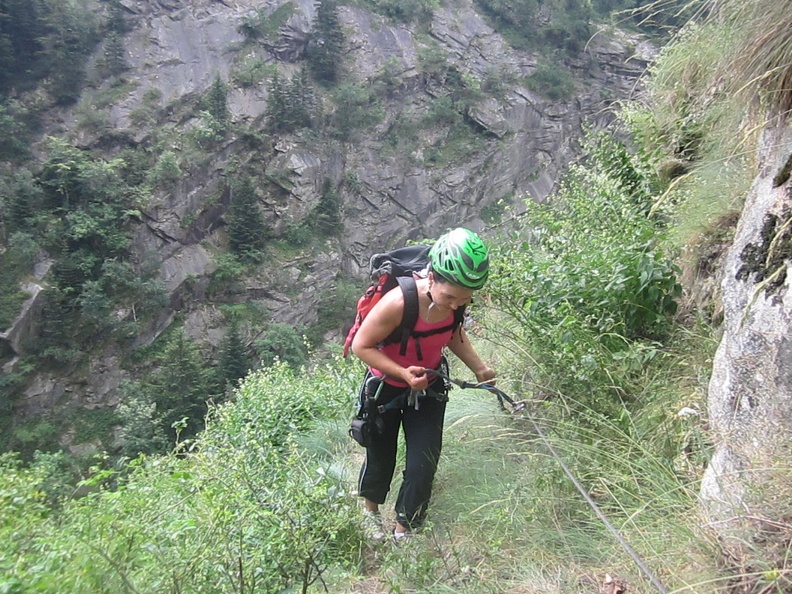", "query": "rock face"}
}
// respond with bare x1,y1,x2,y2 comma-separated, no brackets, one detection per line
10,0,654,432
700,124,792,532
